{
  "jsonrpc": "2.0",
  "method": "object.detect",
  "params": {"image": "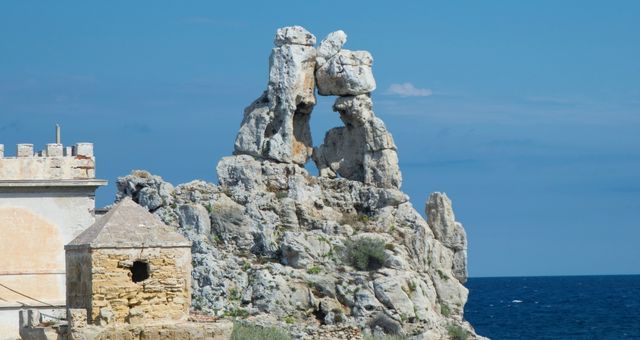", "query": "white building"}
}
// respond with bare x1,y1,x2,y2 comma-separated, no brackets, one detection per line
0,139,106,339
